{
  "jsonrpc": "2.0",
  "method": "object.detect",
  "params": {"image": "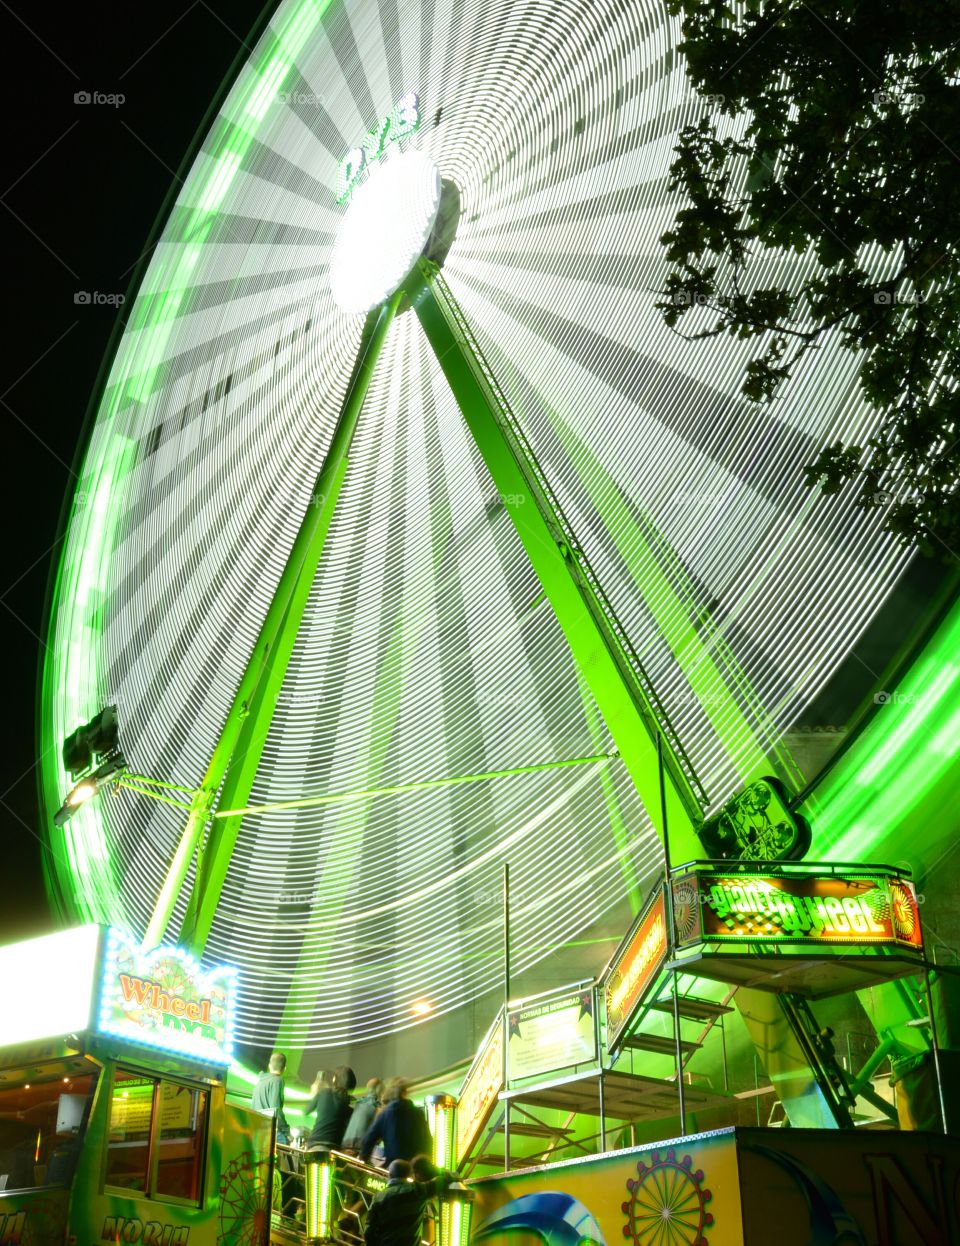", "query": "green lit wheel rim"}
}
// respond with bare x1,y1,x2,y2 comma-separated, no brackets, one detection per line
43,0,914,1057
622,1151,713,1246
